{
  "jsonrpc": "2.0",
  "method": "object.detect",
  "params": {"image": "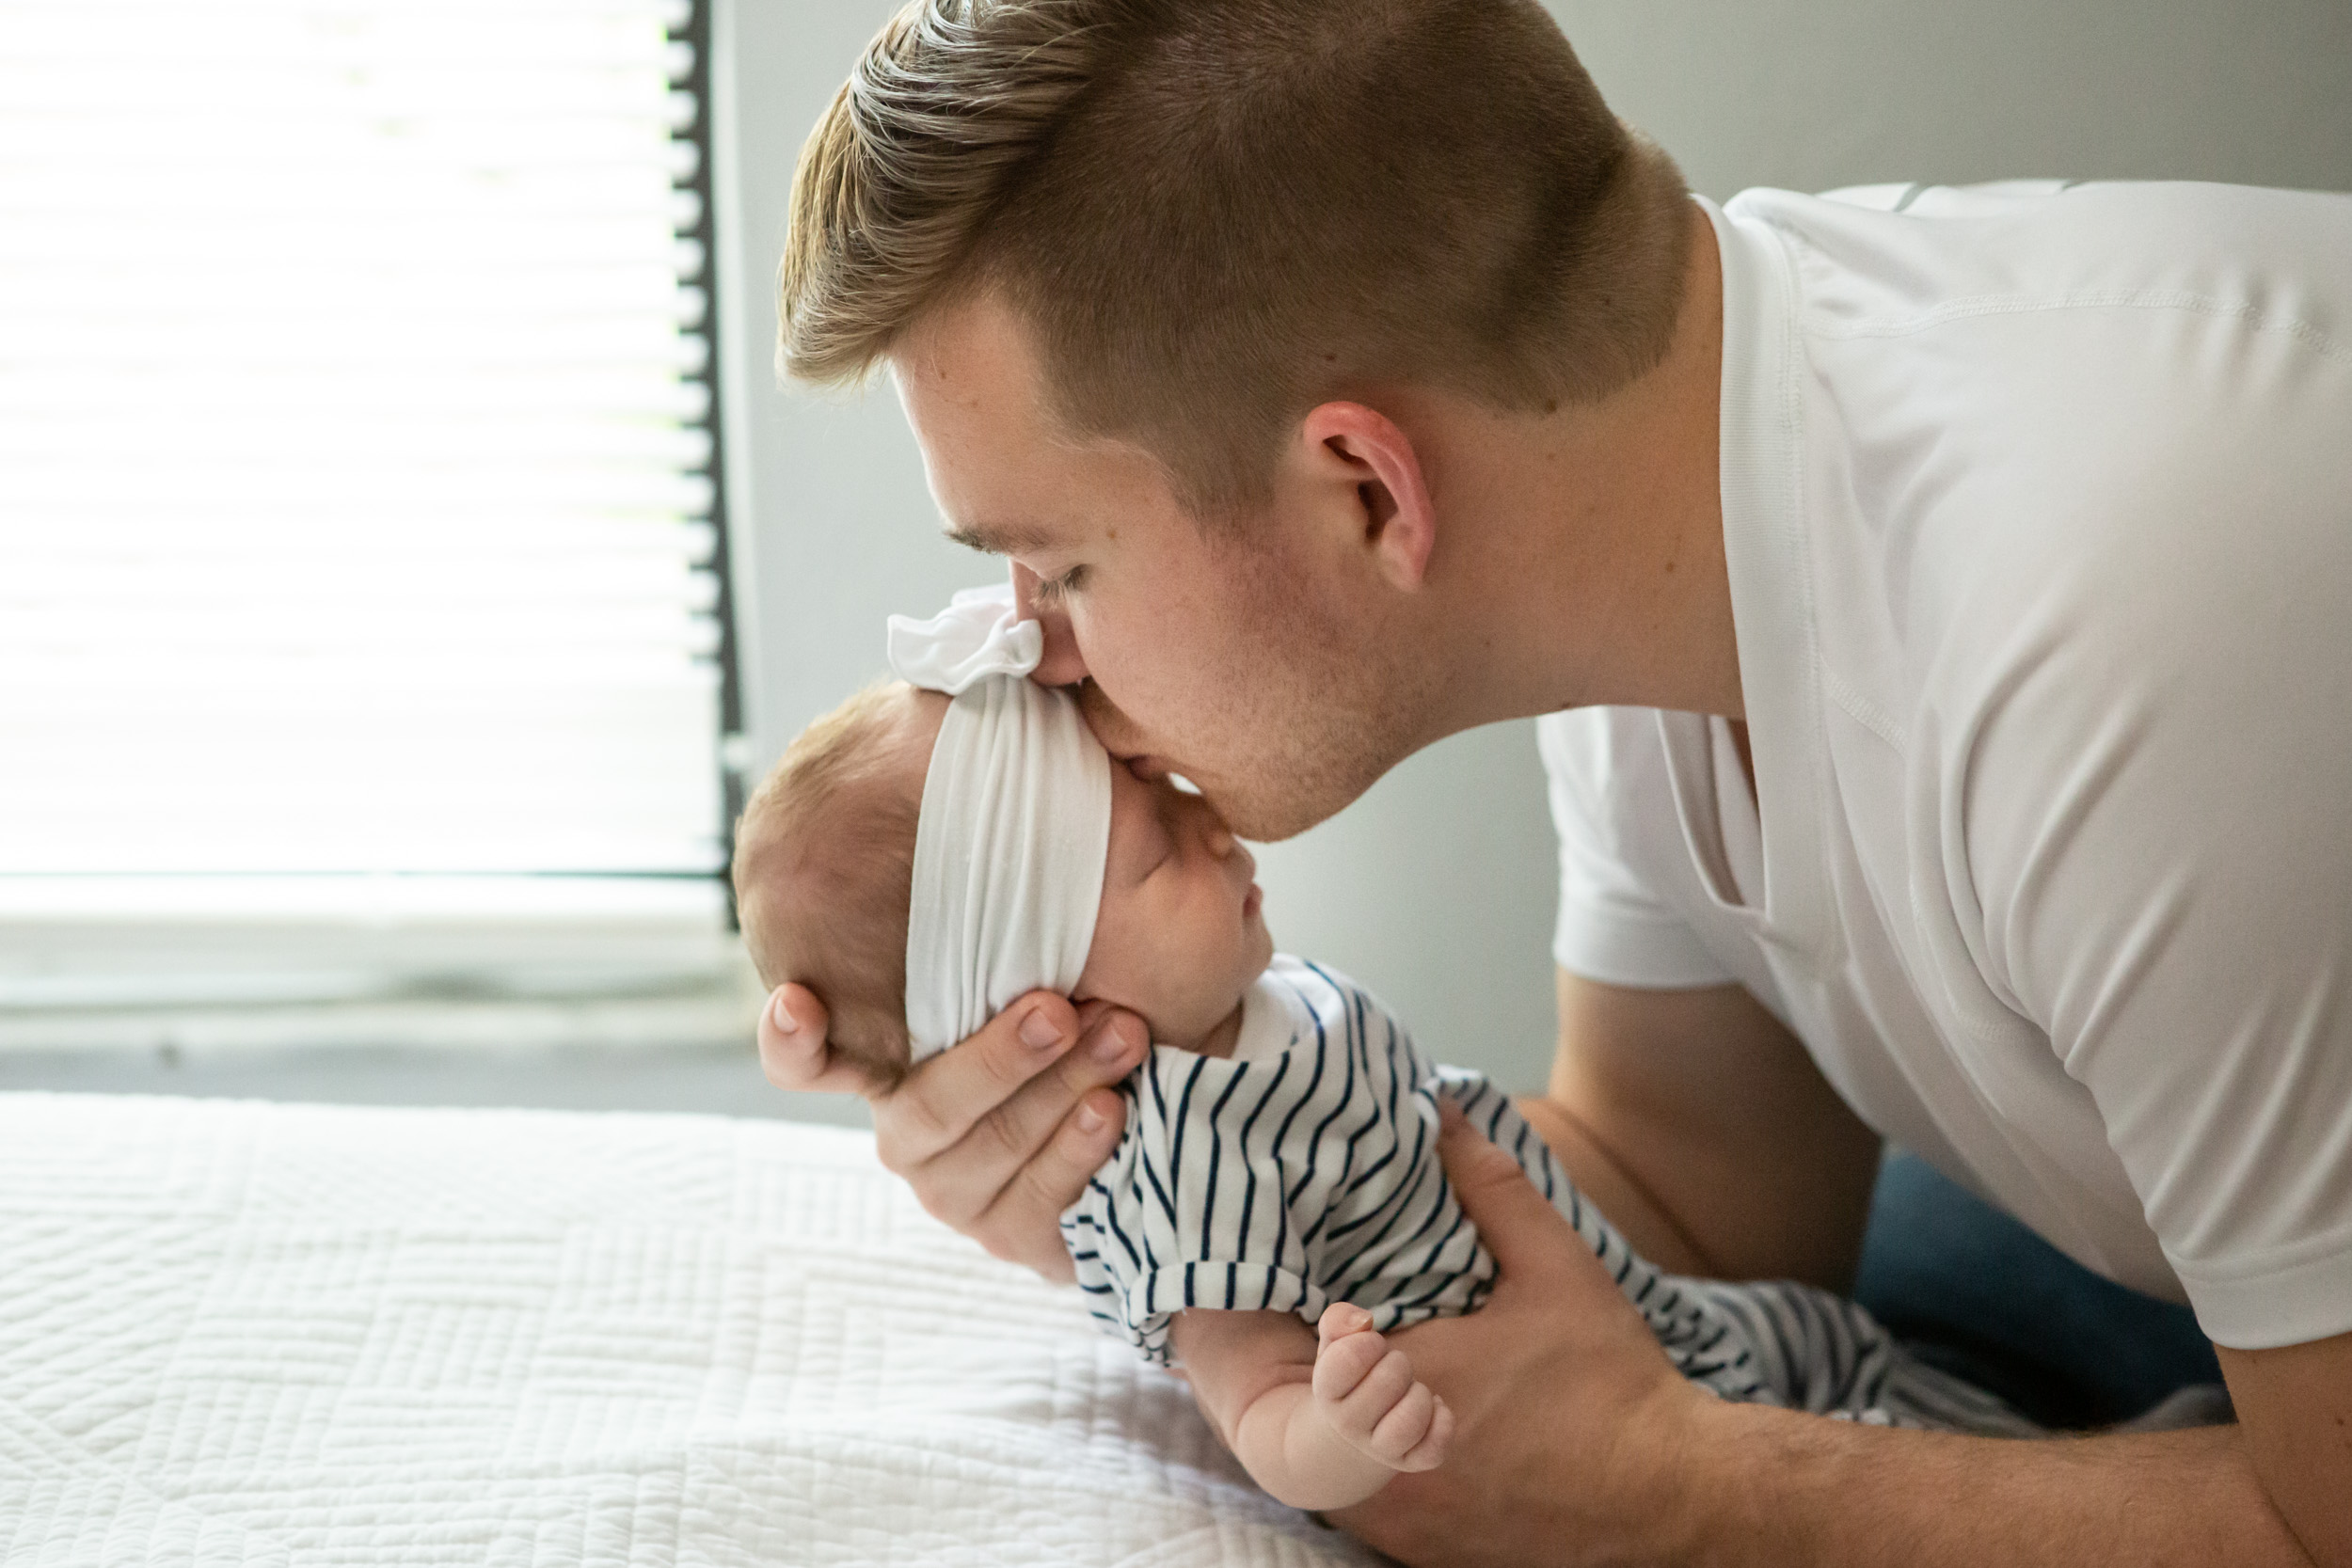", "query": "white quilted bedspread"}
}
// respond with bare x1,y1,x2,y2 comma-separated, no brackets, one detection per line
0,1093,1383,1567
